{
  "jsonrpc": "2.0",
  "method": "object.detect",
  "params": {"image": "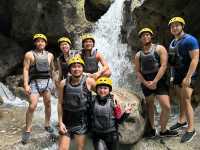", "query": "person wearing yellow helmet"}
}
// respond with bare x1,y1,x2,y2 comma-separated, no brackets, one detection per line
56,36,72,82
89,77,132,150
80,33,111,79
22,33,56,144
134,27,178,138
57,56,96,150
168,17,199,143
